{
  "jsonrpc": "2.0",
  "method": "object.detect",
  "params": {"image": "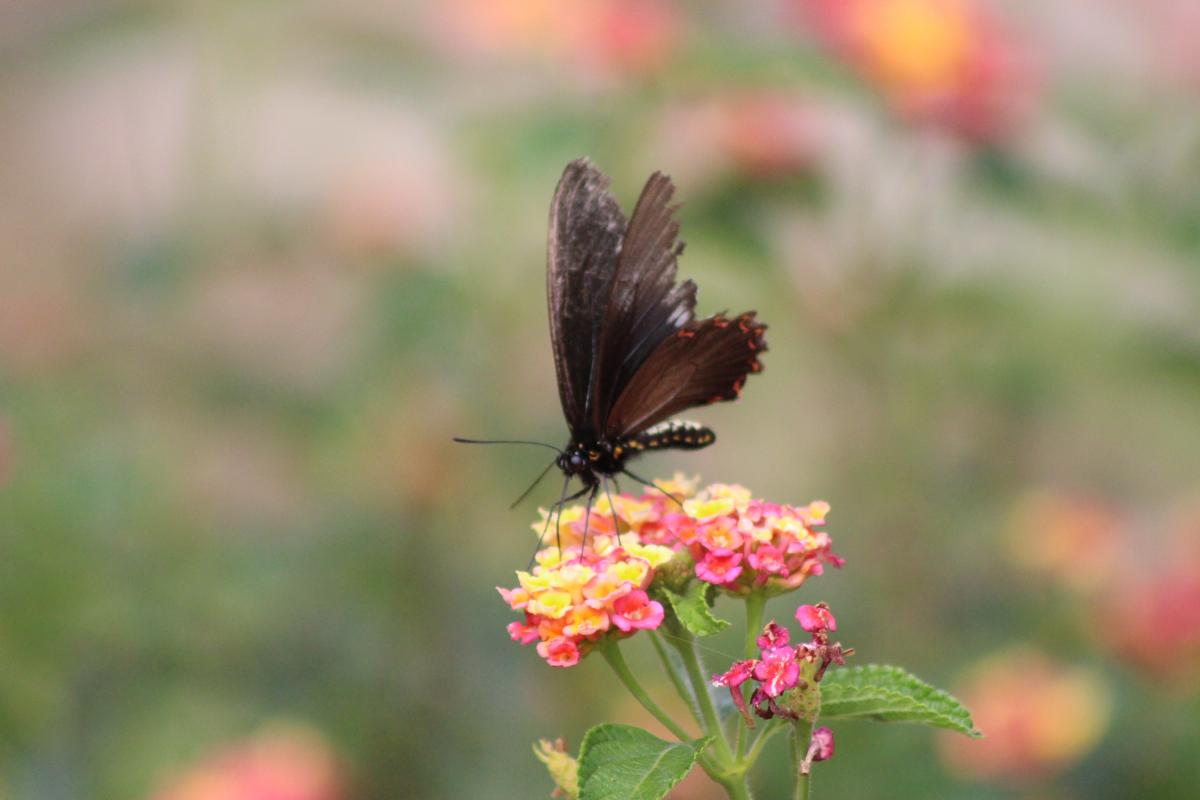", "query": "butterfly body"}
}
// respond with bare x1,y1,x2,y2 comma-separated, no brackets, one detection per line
557,420,718,486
